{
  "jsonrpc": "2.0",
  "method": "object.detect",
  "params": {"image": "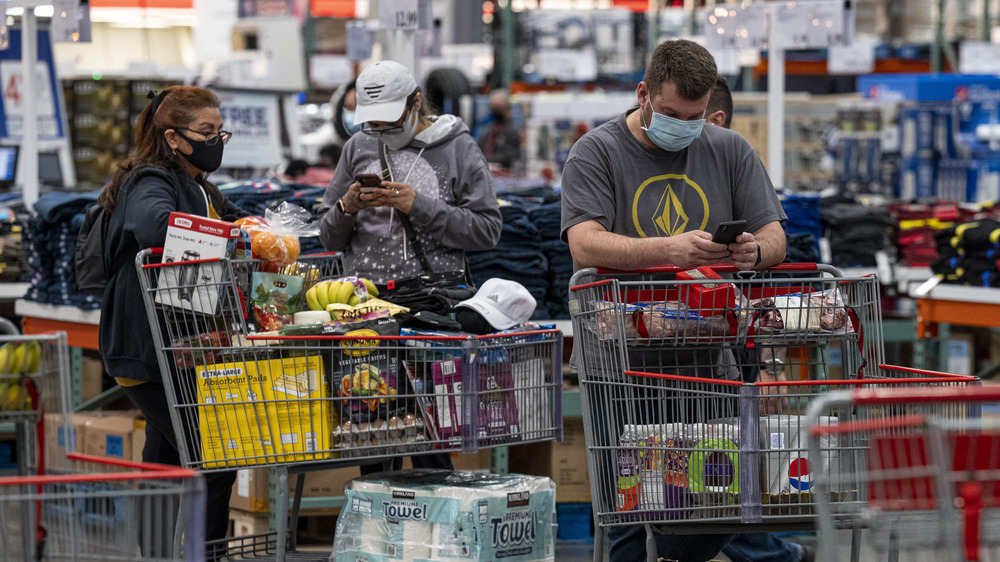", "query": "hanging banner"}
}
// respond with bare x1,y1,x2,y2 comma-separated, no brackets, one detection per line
0,29,65,141
212,89,284,169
